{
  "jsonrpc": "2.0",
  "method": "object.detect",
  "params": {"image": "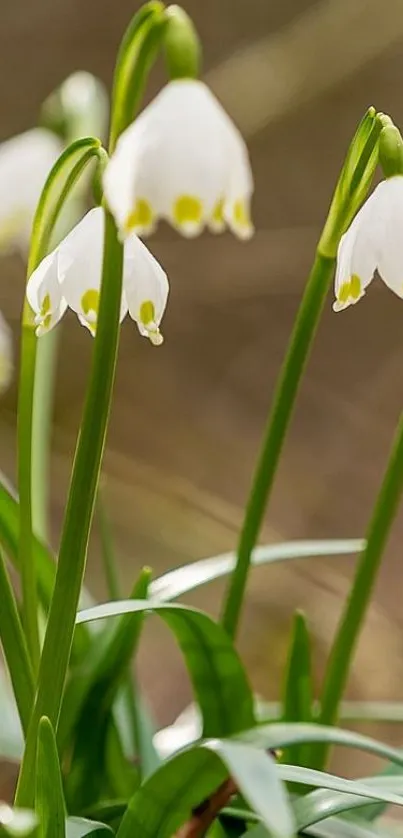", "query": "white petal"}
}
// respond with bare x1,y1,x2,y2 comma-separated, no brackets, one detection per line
333,188,380,312
57,207,127,334
372,176,403,298
104,80,235,237
0,129,62,252
0,312,13,394
26,249,67,335
123,234,169,344
222,129,254,240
